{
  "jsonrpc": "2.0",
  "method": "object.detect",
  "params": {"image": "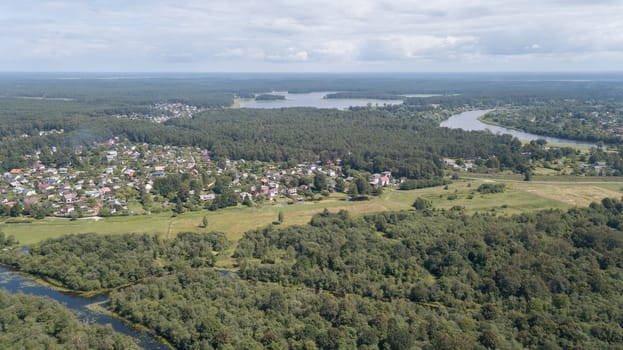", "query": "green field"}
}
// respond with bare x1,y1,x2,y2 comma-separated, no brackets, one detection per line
3,178,621,249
